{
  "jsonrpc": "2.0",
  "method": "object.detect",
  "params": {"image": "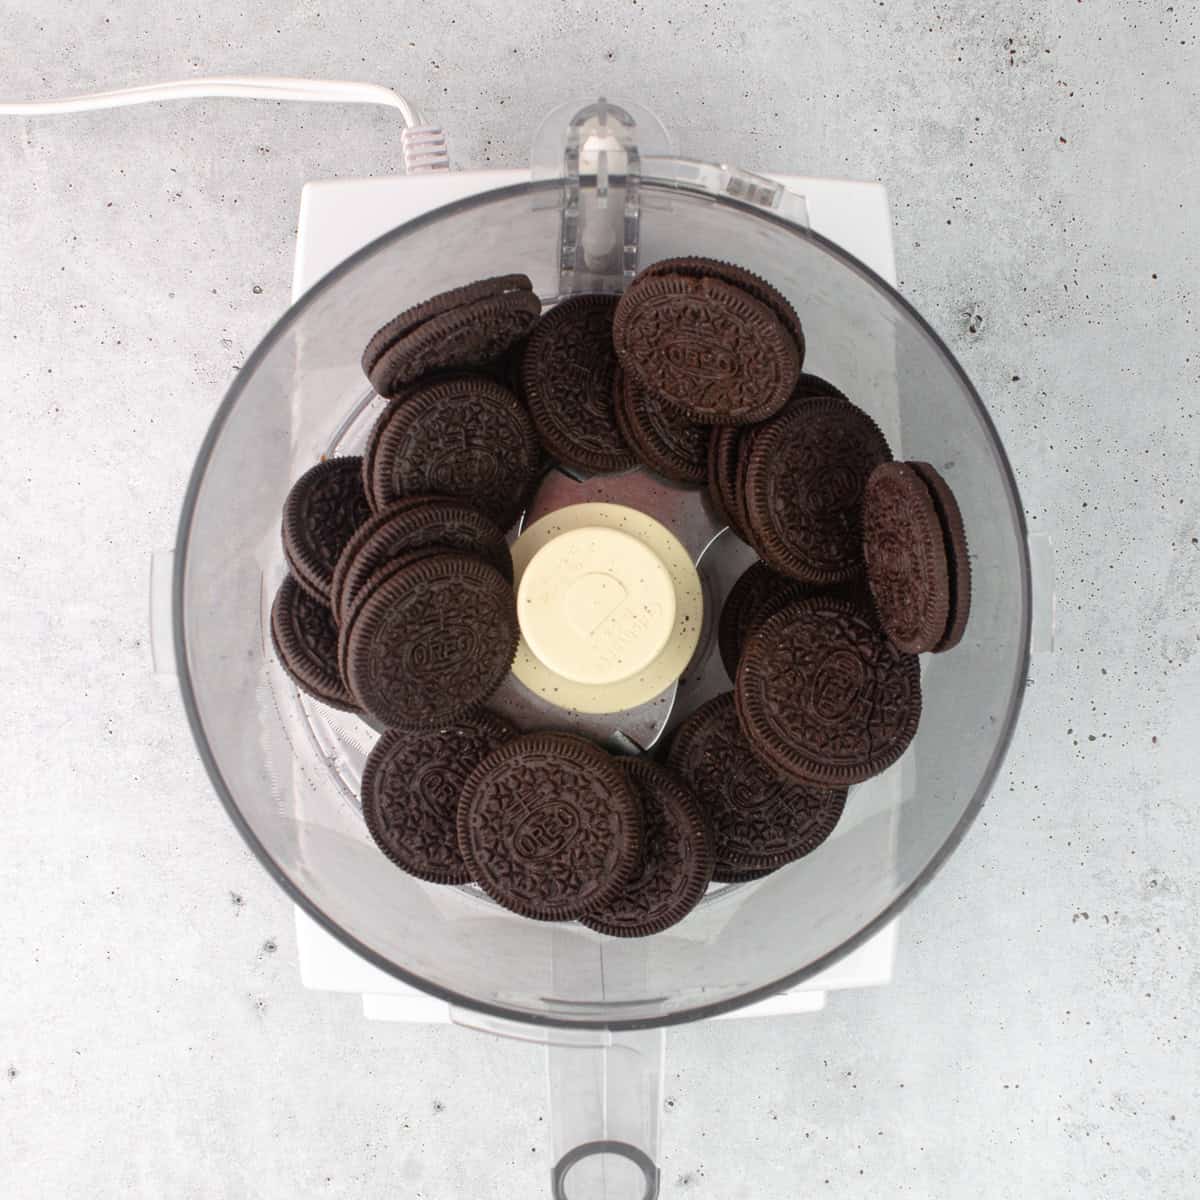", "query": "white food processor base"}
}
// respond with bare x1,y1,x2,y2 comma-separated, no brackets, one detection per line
289,167,900,1024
